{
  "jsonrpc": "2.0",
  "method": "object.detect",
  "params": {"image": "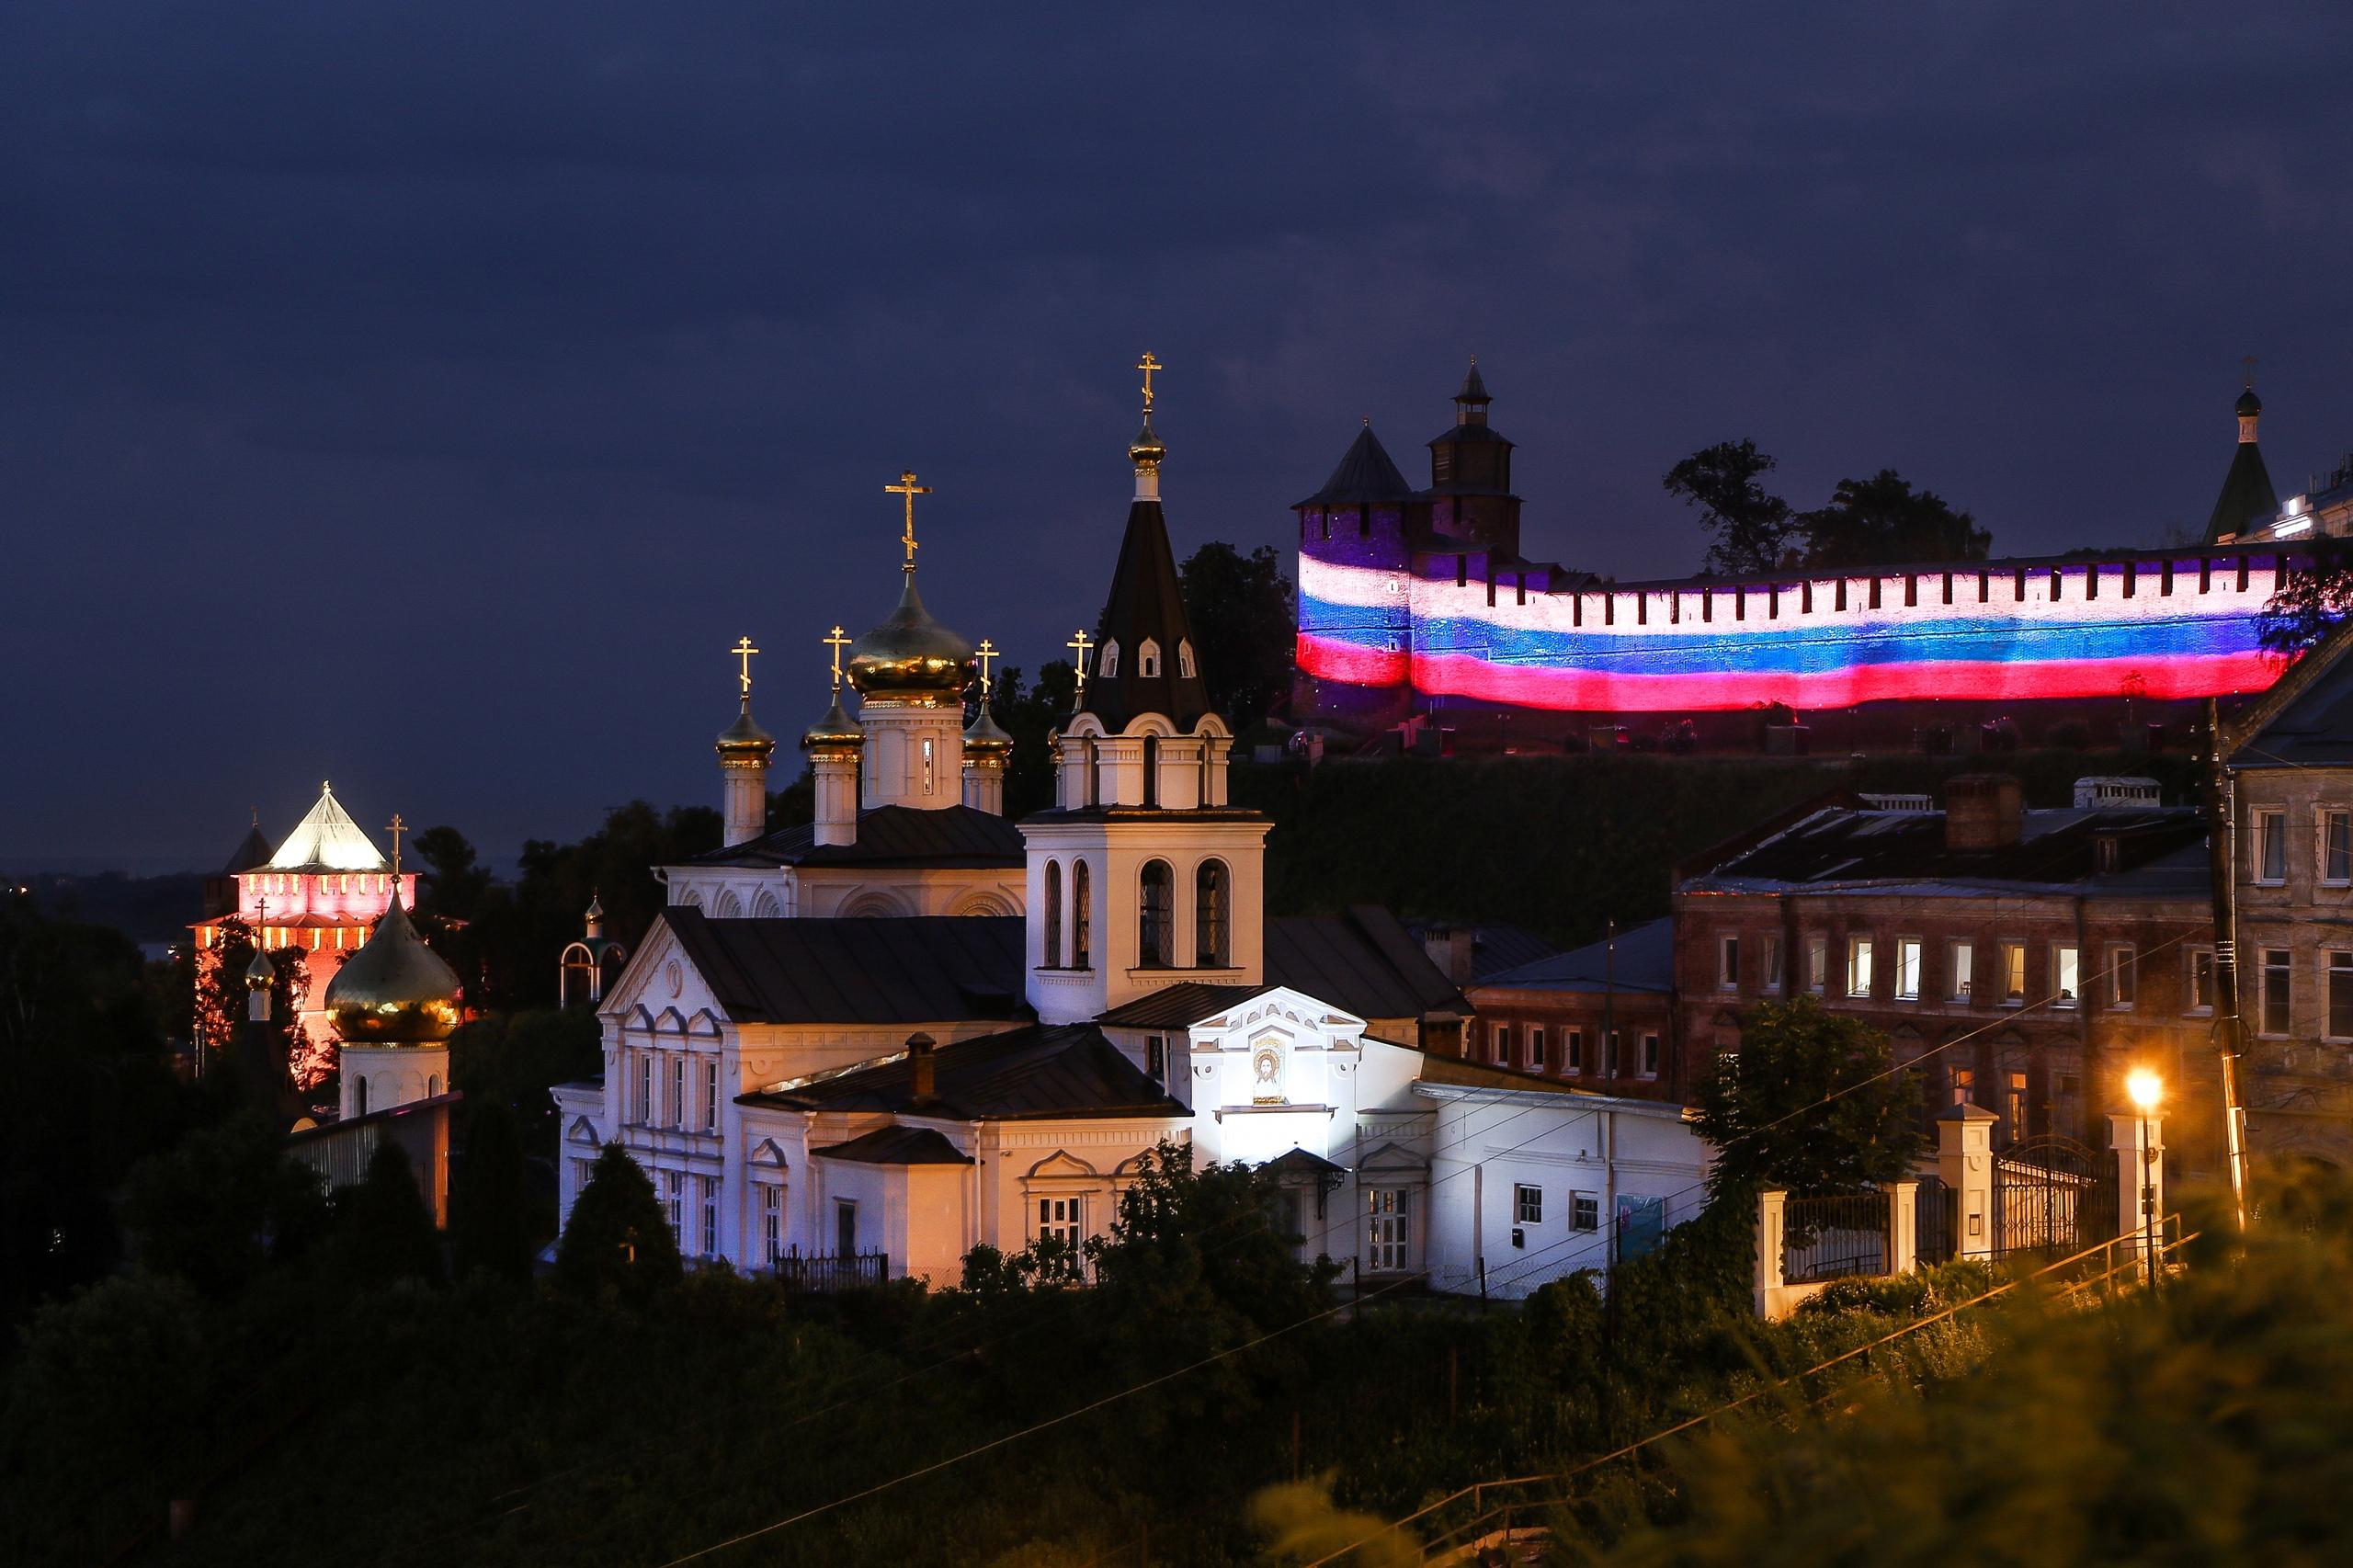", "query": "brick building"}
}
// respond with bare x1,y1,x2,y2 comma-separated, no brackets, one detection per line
1670,776,2215,1151
1463,918,1681,1101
